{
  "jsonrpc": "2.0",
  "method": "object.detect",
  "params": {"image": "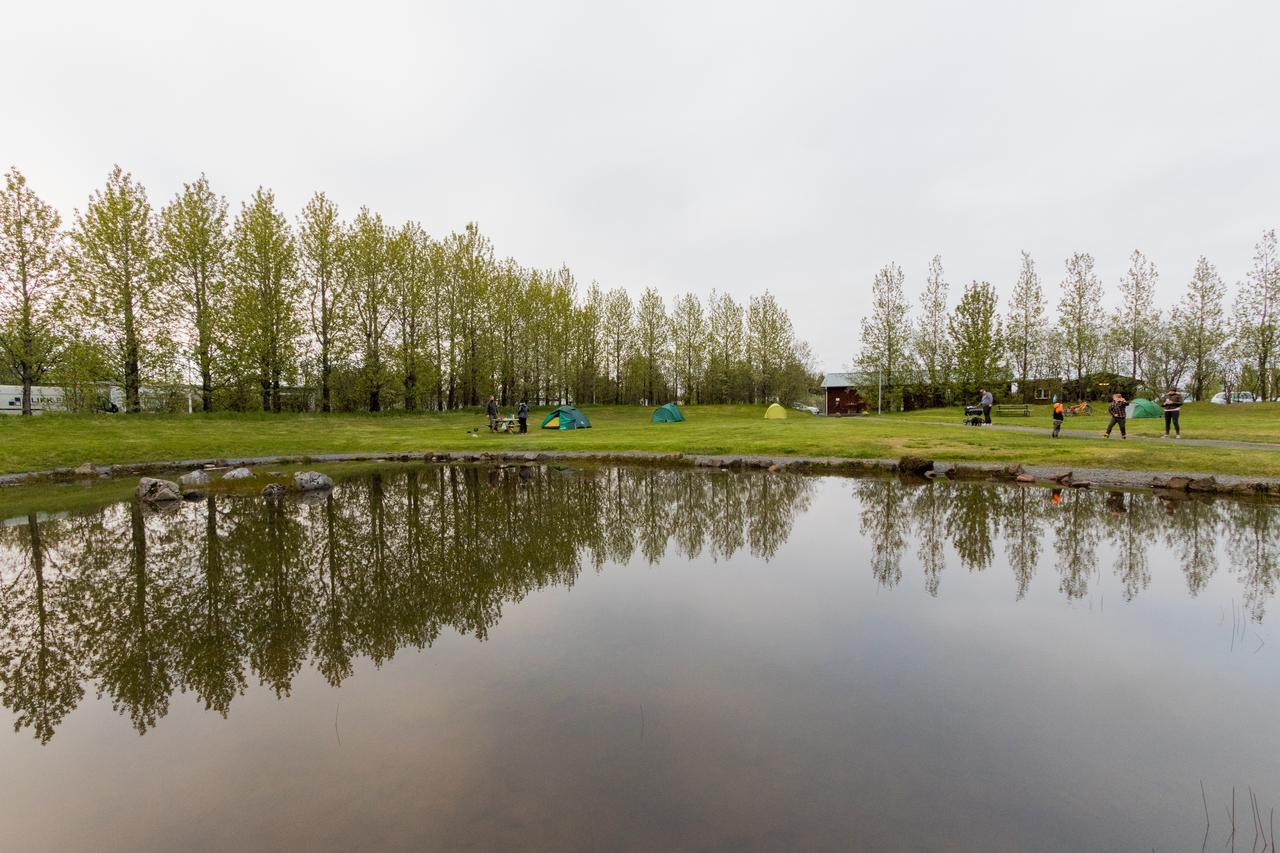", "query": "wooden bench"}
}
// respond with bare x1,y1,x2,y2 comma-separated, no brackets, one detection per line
995,403,1031,417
